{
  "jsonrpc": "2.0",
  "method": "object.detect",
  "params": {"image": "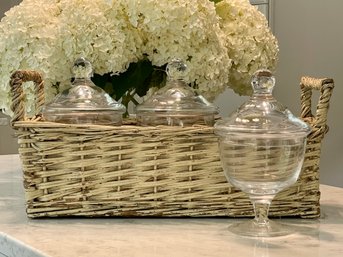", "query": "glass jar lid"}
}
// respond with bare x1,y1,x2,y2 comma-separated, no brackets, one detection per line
215,70,311,137
42,58,126,125
136,59,217,126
